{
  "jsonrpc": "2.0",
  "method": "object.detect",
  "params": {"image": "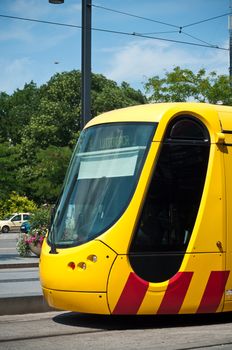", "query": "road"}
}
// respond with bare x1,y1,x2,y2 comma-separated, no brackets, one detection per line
0,267,40,297
0,234,232,349
0,232,18,256
0,311,232,350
